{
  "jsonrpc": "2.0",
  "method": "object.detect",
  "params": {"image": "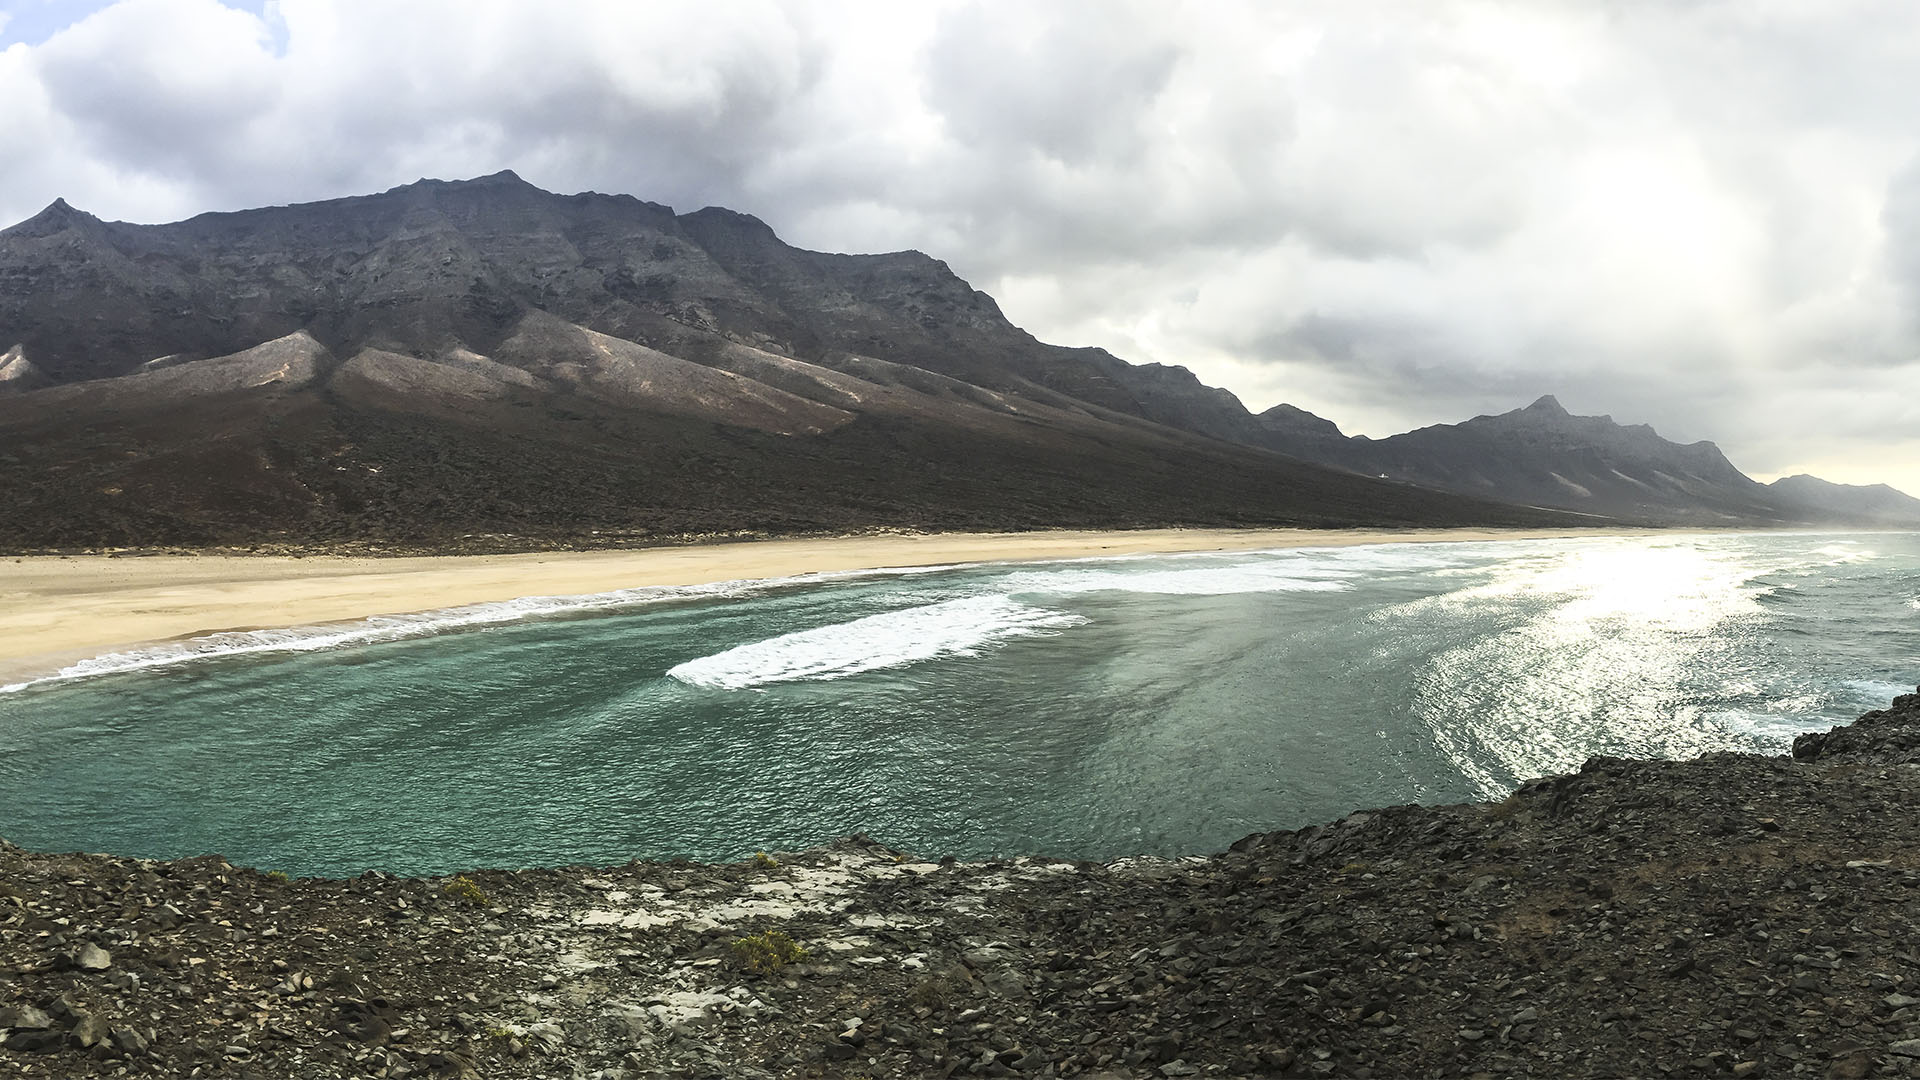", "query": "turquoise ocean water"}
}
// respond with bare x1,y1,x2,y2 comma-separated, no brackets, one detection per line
3,531,1915,877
